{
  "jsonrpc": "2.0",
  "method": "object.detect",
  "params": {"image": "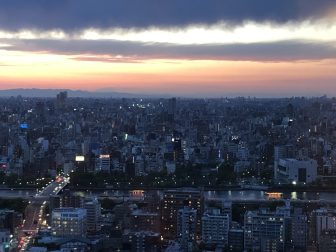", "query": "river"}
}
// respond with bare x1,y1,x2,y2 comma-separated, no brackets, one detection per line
0,188,334,201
